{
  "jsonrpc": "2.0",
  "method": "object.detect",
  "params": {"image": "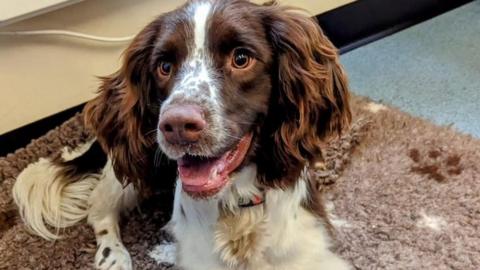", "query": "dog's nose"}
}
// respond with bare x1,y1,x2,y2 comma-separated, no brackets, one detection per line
159,105,206,145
